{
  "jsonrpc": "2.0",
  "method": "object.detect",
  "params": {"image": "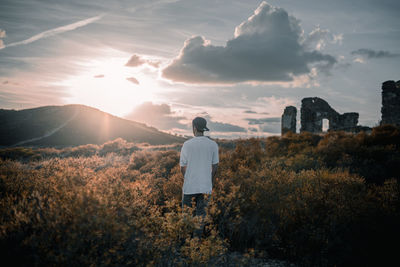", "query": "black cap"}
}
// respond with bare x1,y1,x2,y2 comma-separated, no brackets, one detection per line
192,117,209,132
